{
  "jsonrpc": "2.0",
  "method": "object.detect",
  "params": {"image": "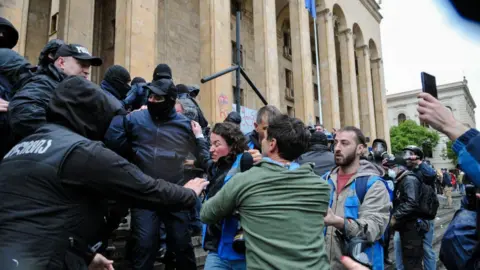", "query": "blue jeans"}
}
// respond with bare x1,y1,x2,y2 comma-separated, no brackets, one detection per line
394,232,403,270
204,252,246,270
394,220,436,270
423,220,436,270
